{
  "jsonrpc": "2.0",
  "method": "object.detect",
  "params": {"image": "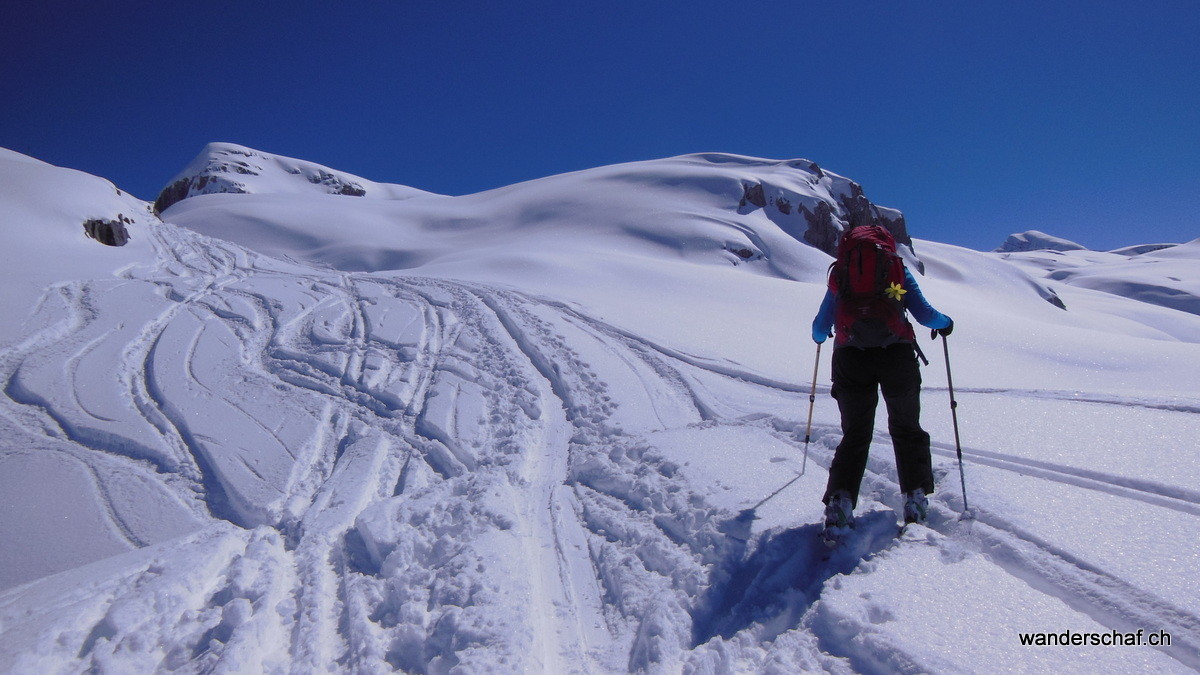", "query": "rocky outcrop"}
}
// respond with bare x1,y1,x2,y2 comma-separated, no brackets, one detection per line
154,174,250,214
798,200,841,255
154,143,426,215
737,170,921,272
83,214,132,247
834,188,915,253
308,170,366,197
739,182,766,209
